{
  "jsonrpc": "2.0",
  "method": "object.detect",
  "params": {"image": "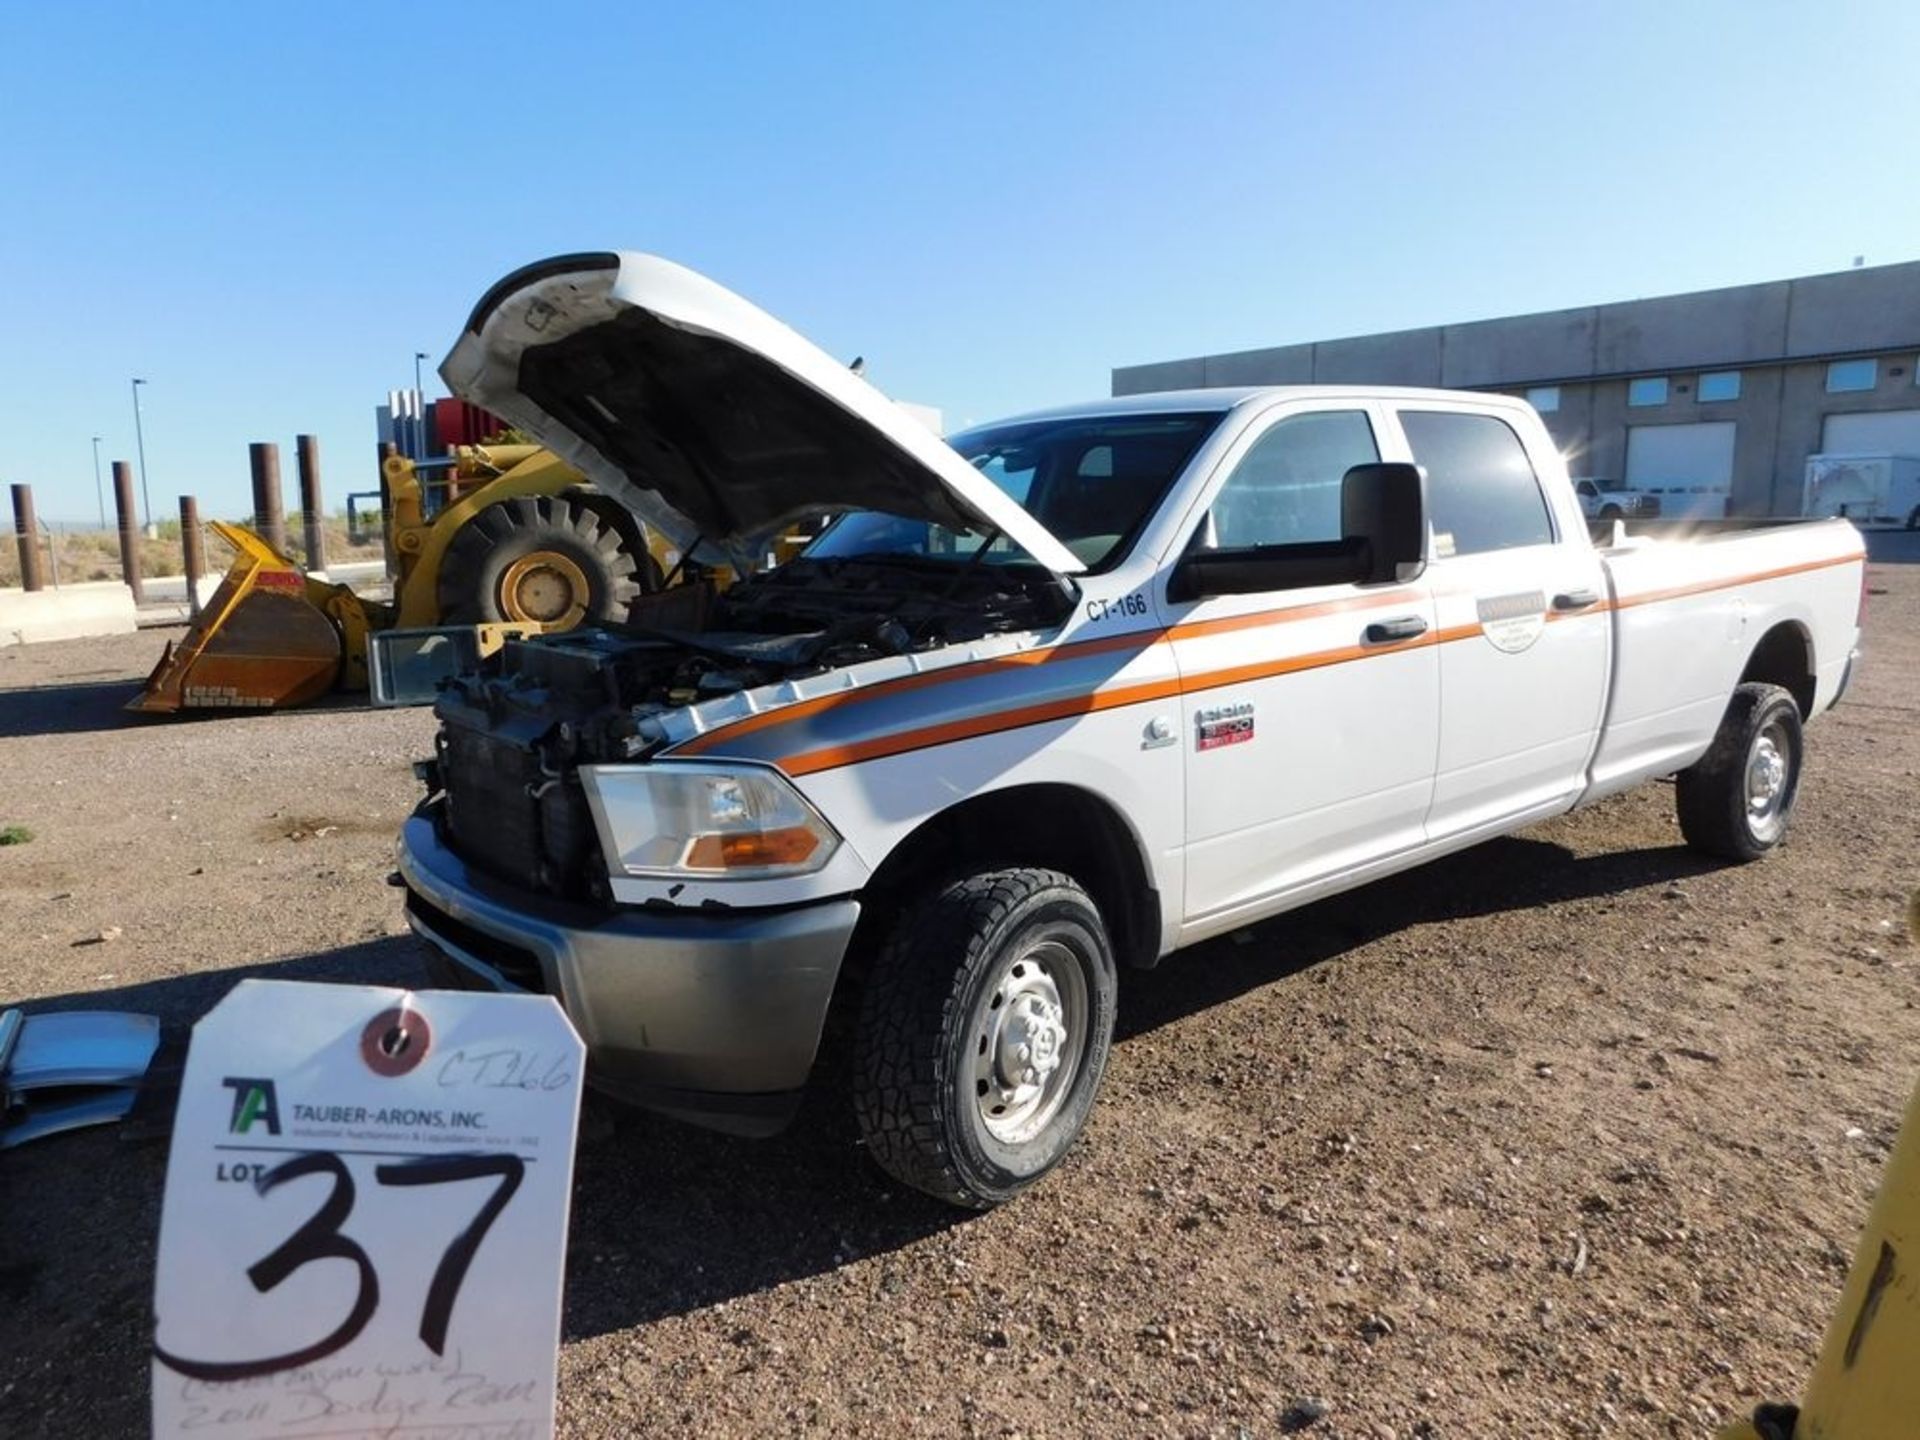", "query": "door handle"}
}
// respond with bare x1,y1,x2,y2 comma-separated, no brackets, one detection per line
1552,589,1600,611
1363,615,1428,643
